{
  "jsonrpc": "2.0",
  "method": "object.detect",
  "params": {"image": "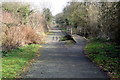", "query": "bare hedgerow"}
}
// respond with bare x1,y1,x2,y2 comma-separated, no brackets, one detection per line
1,2,48,51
